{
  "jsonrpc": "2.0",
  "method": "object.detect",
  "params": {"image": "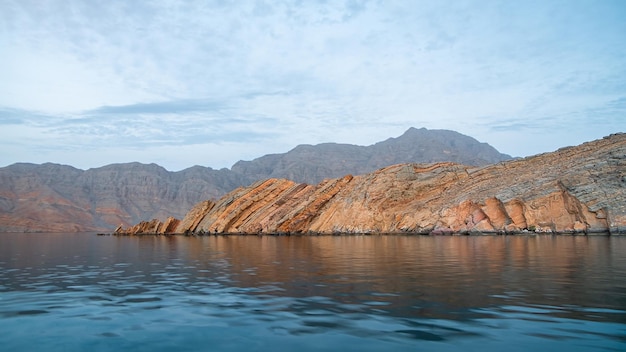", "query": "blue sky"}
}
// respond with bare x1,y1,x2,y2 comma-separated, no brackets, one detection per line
1,0,624,171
